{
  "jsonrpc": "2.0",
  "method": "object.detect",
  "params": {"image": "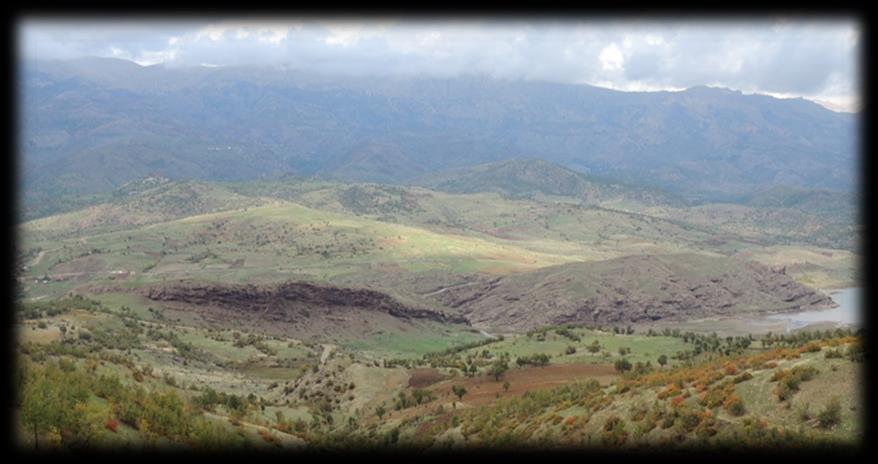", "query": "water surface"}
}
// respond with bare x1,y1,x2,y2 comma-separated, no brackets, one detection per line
766,287,861,330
